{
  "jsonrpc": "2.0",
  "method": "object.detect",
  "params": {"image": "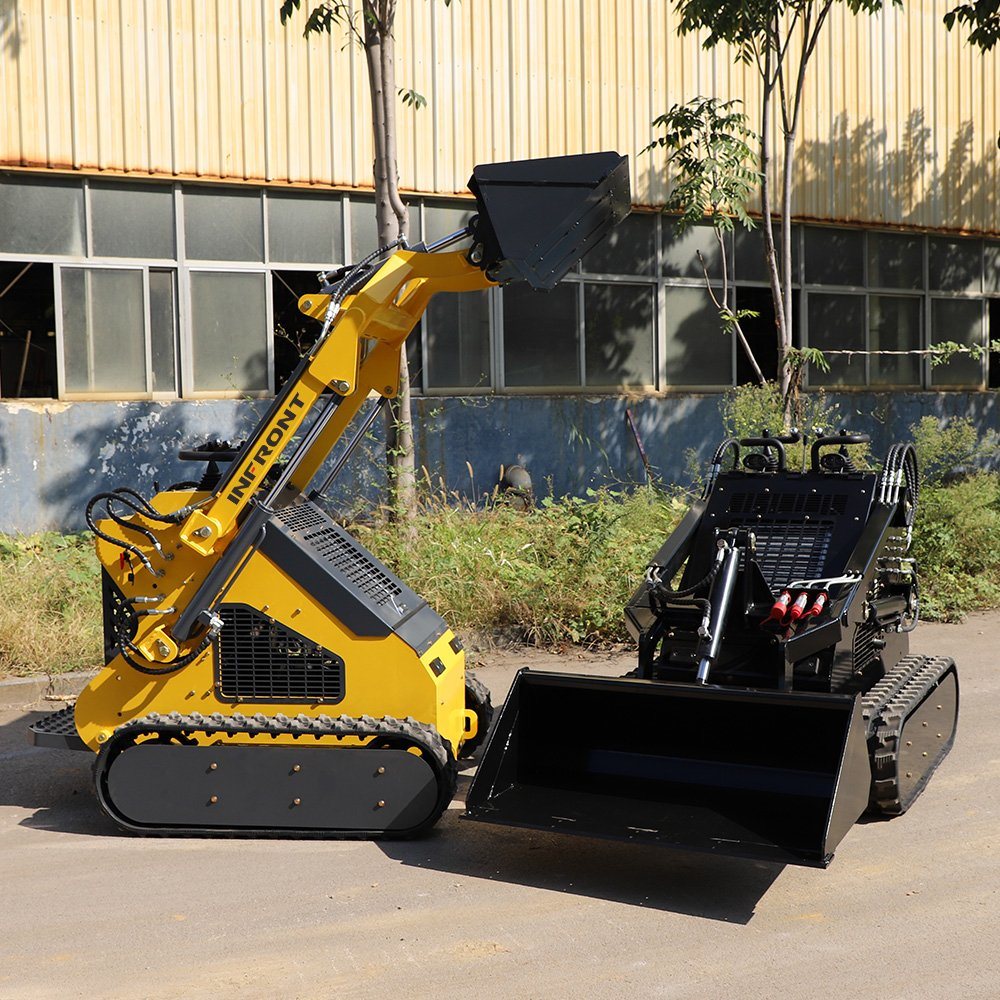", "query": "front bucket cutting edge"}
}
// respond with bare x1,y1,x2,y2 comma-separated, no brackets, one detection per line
465,670,872,867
